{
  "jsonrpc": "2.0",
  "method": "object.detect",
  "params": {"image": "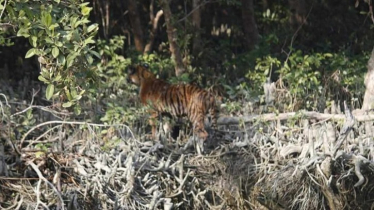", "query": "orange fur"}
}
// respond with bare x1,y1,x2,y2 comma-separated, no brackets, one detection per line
127,64,218,140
